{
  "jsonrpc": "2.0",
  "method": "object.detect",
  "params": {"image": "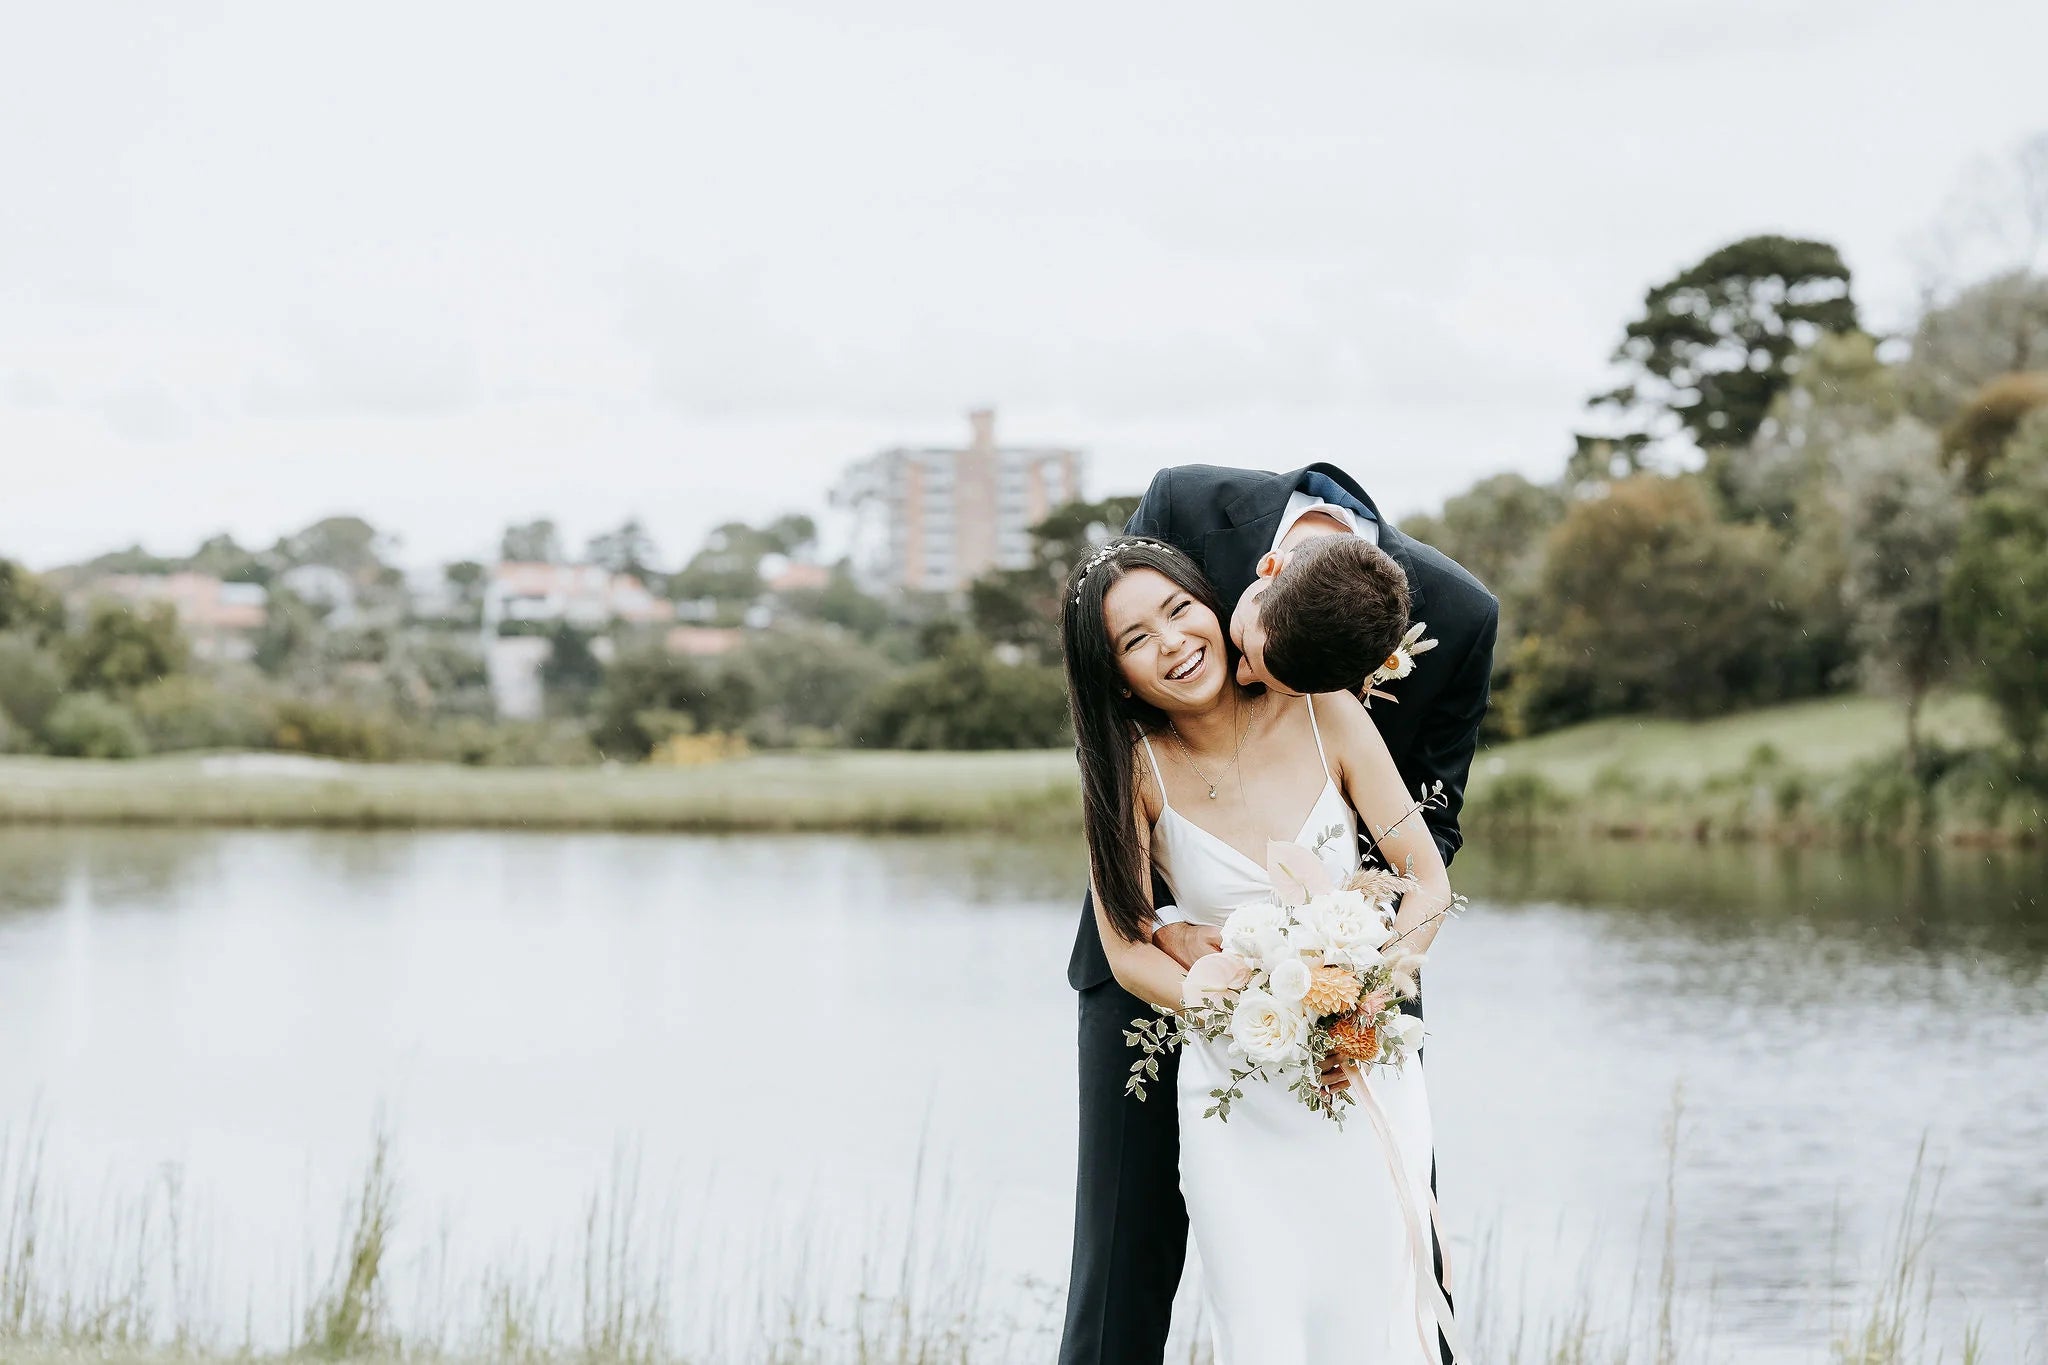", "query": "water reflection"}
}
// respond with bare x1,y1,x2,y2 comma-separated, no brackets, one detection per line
1458,837,2047,959
0,825,2040,1360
